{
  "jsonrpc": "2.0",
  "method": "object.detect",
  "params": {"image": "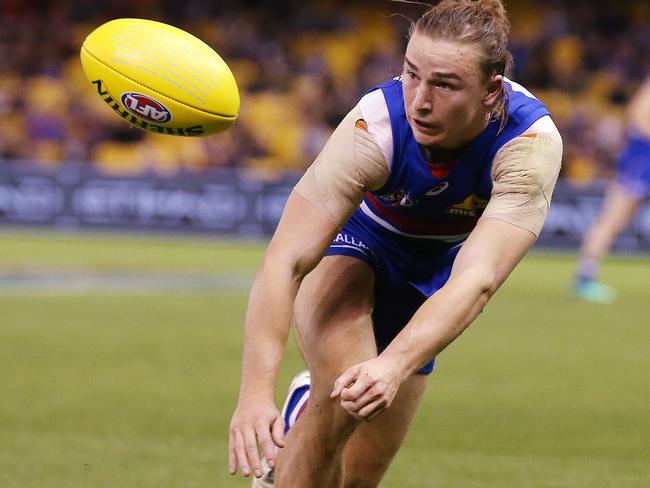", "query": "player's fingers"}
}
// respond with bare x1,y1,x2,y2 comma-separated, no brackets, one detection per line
233,429,251,477
243,426,262,478
346,410,364,421
340,387,379,413
270,415,286,449
340,372,373,401
331,365,360,399
254,420,277,471
228,429,237,475
357,397,388,421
